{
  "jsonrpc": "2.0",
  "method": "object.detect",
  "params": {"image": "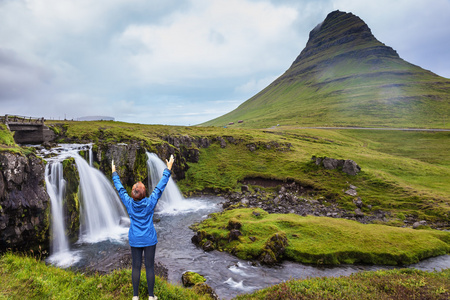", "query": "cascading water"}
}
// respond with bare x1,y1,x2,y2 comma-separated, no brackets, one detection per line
74,152,128,243
45,162,71,262
146,152,209,214
42,144,129,266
